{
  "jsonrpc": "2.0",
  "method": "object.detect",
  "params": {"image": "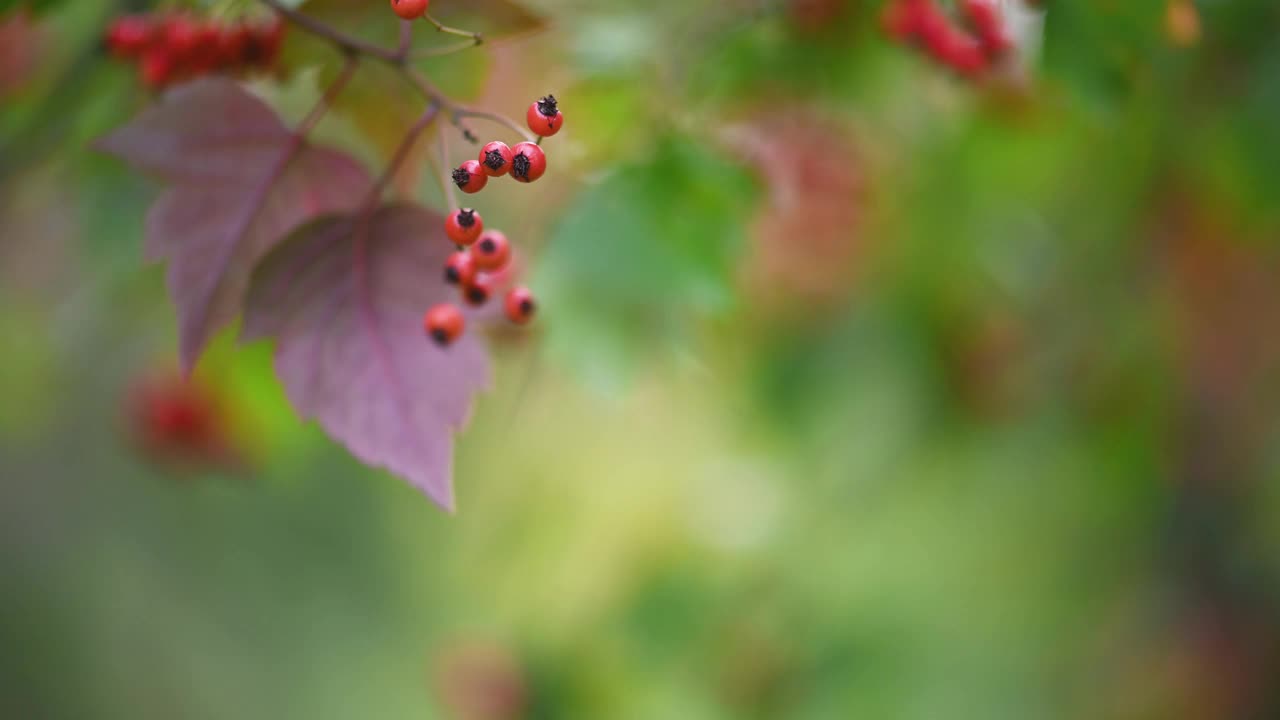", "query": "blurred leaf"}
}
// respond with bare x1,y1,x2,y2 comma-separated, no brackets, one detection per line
95,78,374,373
536,135,758,380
